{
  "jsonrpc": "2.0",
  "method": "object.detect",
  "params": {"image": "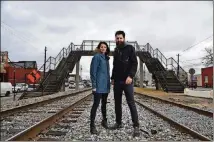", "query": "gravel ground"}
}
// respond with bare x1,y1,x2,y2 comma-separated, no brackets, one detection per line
0,88,89,111
135,95,213,140
134,88,213,112
63,91,199,141
0,93,22,102
167,96,213,112
0,90,91,141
